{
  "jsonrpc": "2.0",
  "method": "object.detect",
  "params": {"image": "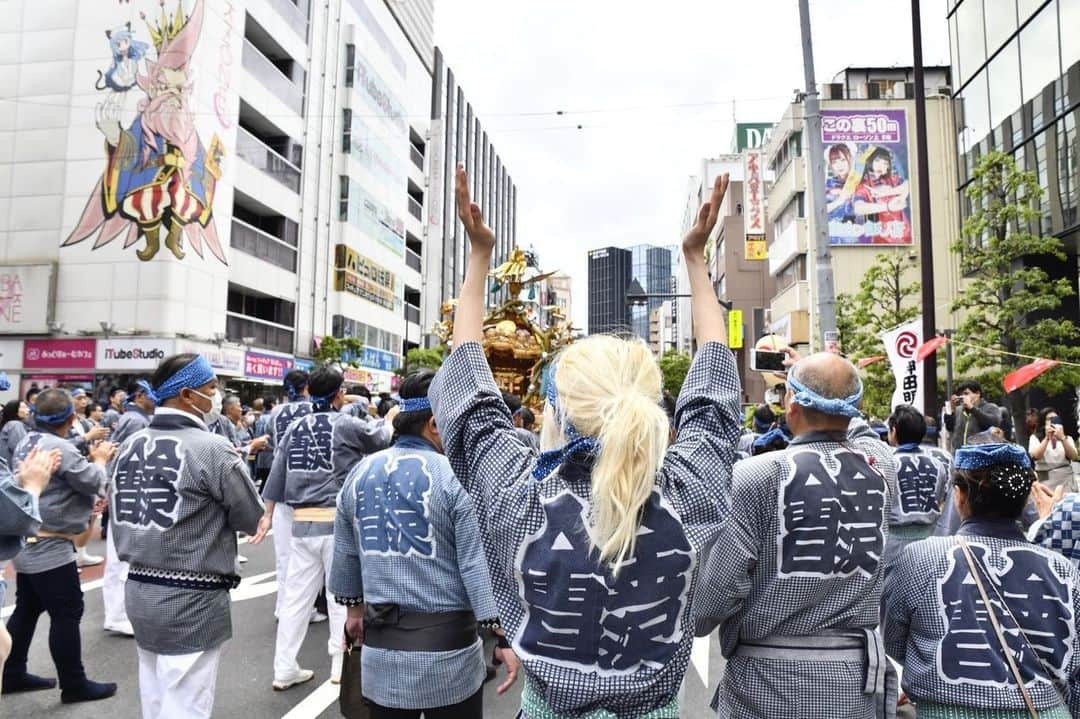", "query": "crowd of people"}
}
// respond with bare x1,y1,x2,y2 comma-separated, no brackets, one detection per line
0,166,1079,718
